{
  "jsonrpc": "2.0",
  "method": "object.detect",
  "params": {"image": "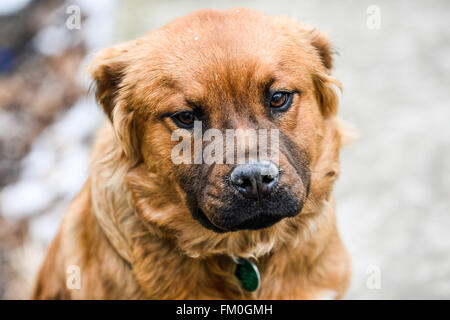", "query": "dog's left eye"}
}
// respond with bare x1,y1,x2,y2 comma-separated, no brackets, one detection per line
268,92,294,111
171,111,197,128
